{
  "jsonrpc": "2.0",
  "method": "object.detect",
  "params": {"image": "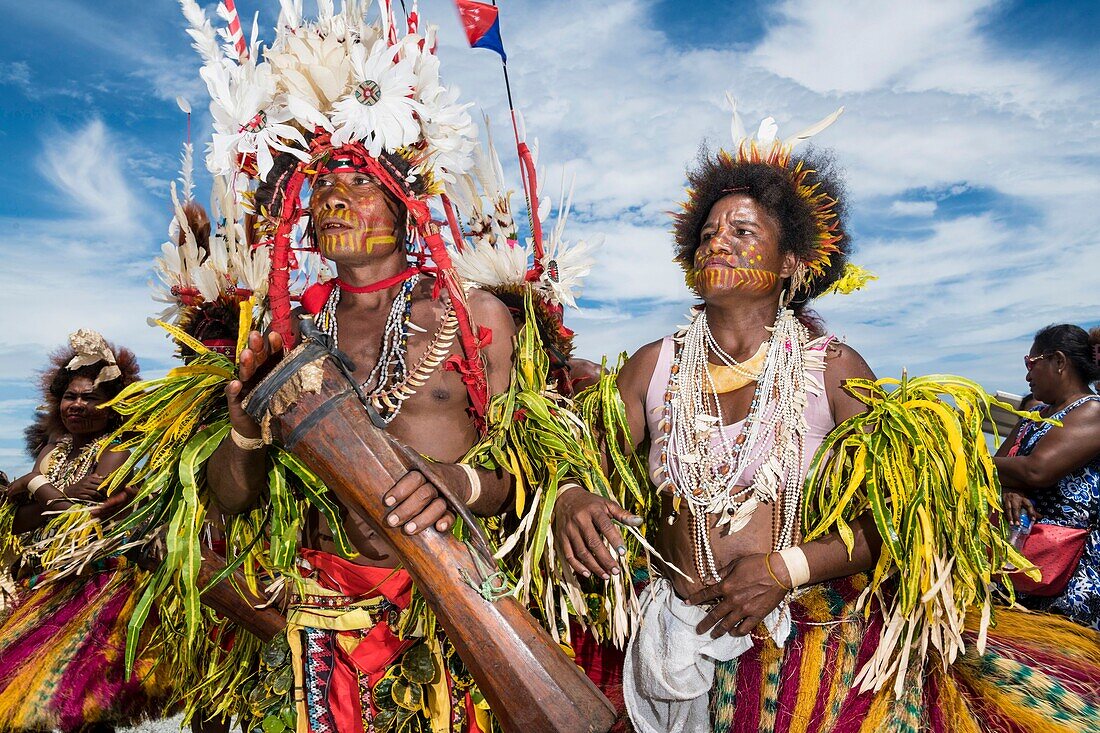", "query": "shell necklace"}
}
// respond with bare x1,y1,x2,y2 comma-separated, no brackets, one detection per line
655,304,811,583
43,434,112,491
316,275,459,424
